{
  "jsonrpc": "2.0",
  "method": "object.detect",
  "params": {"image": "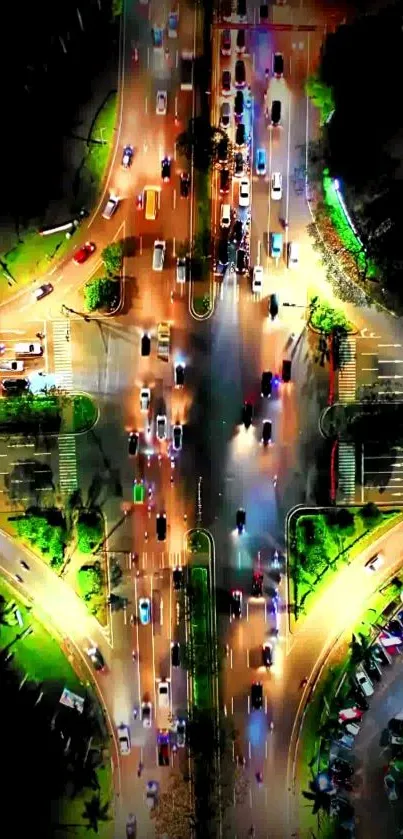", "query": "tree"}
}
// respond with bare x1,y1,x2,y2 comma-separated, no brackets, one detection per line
309,299,351,335
77,562,103,601
305,74,334,124
84,277,119,312
358,502,381,528
349,632,377,670
76,511,103,553
176,117,224,171
151,773,194,839
101,242,123,277
302,780,335,815
81,795,110,833
15,512,66,567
